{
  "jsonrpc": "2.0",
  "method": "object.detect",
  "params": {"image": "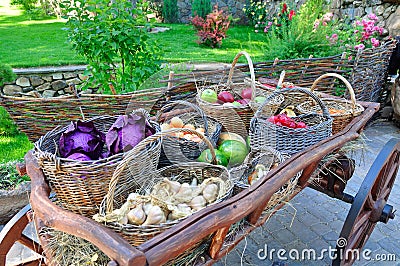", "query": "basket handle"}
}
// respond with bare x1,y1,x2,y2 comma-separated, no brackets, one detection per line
106,128,217,214
227,51,256,100
155,100,210,137
310,73,357,113
254,87,331,119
